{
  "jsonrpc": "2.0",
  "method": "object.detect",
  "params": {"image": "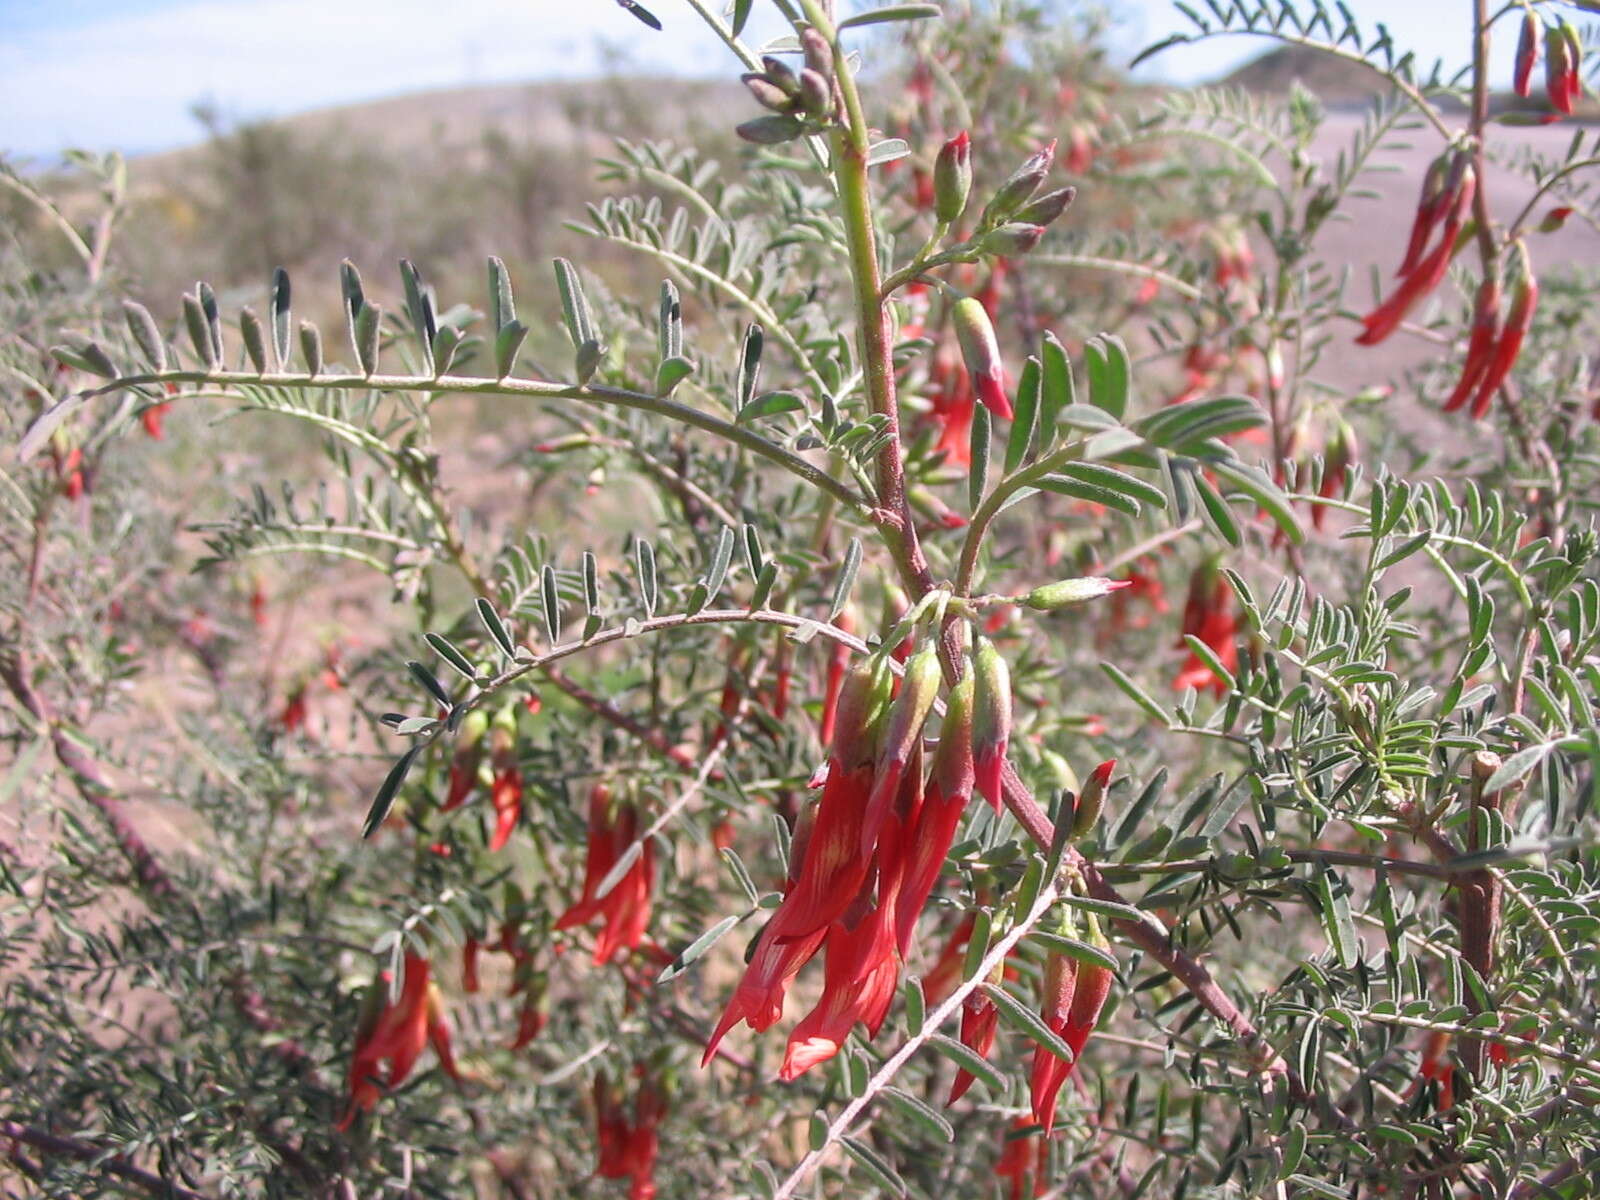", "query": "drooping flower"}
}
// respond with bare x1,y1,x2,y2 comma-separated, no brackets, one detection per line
1356,158,1475,346
994,1118,1046,1200
486,707,522,850
555,785,655,965
1029,914,1114,1134
443,708,489,811
1463,244,1538,421
1172,565,1238,695
1514,11,1539,97
948,977,999,1103
593,1068,666,1200
953,296,1013,420
336,952,435,1130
